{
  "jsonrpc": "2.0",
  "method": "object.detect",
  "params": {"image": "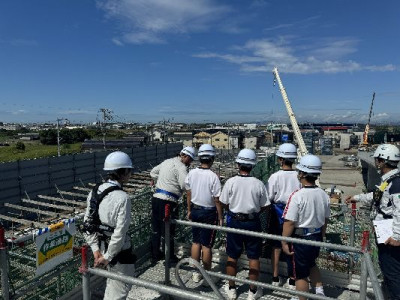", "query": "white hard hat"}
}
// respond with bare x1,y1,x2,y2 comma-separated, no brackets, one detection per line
236,149,257,165
104,151,133,171
180,146,196,160
373,144,400,162
198,144,216,157
276,143,297,159
296,154,322,174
